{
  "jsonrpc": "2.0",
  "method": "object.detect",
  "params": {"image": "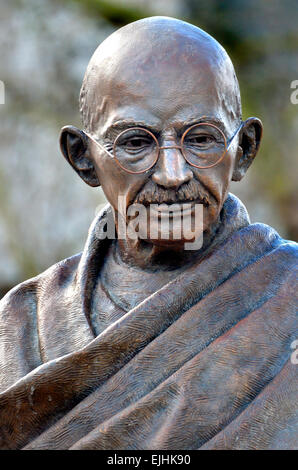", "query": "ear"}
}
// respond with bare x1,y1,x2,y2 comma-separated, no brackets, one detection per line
59,125,100,187
232,117,263,182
